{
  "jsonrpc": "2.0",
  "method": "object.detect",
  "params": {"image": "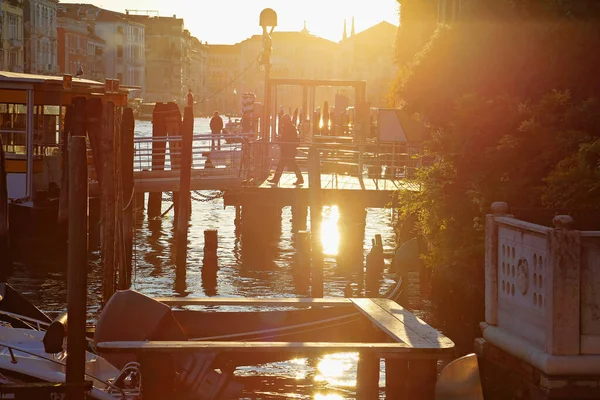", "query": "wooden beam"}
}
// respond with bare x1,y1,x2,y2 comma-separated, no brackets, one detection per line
351,298,454,350
155,297,353,307
97,341,421,354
